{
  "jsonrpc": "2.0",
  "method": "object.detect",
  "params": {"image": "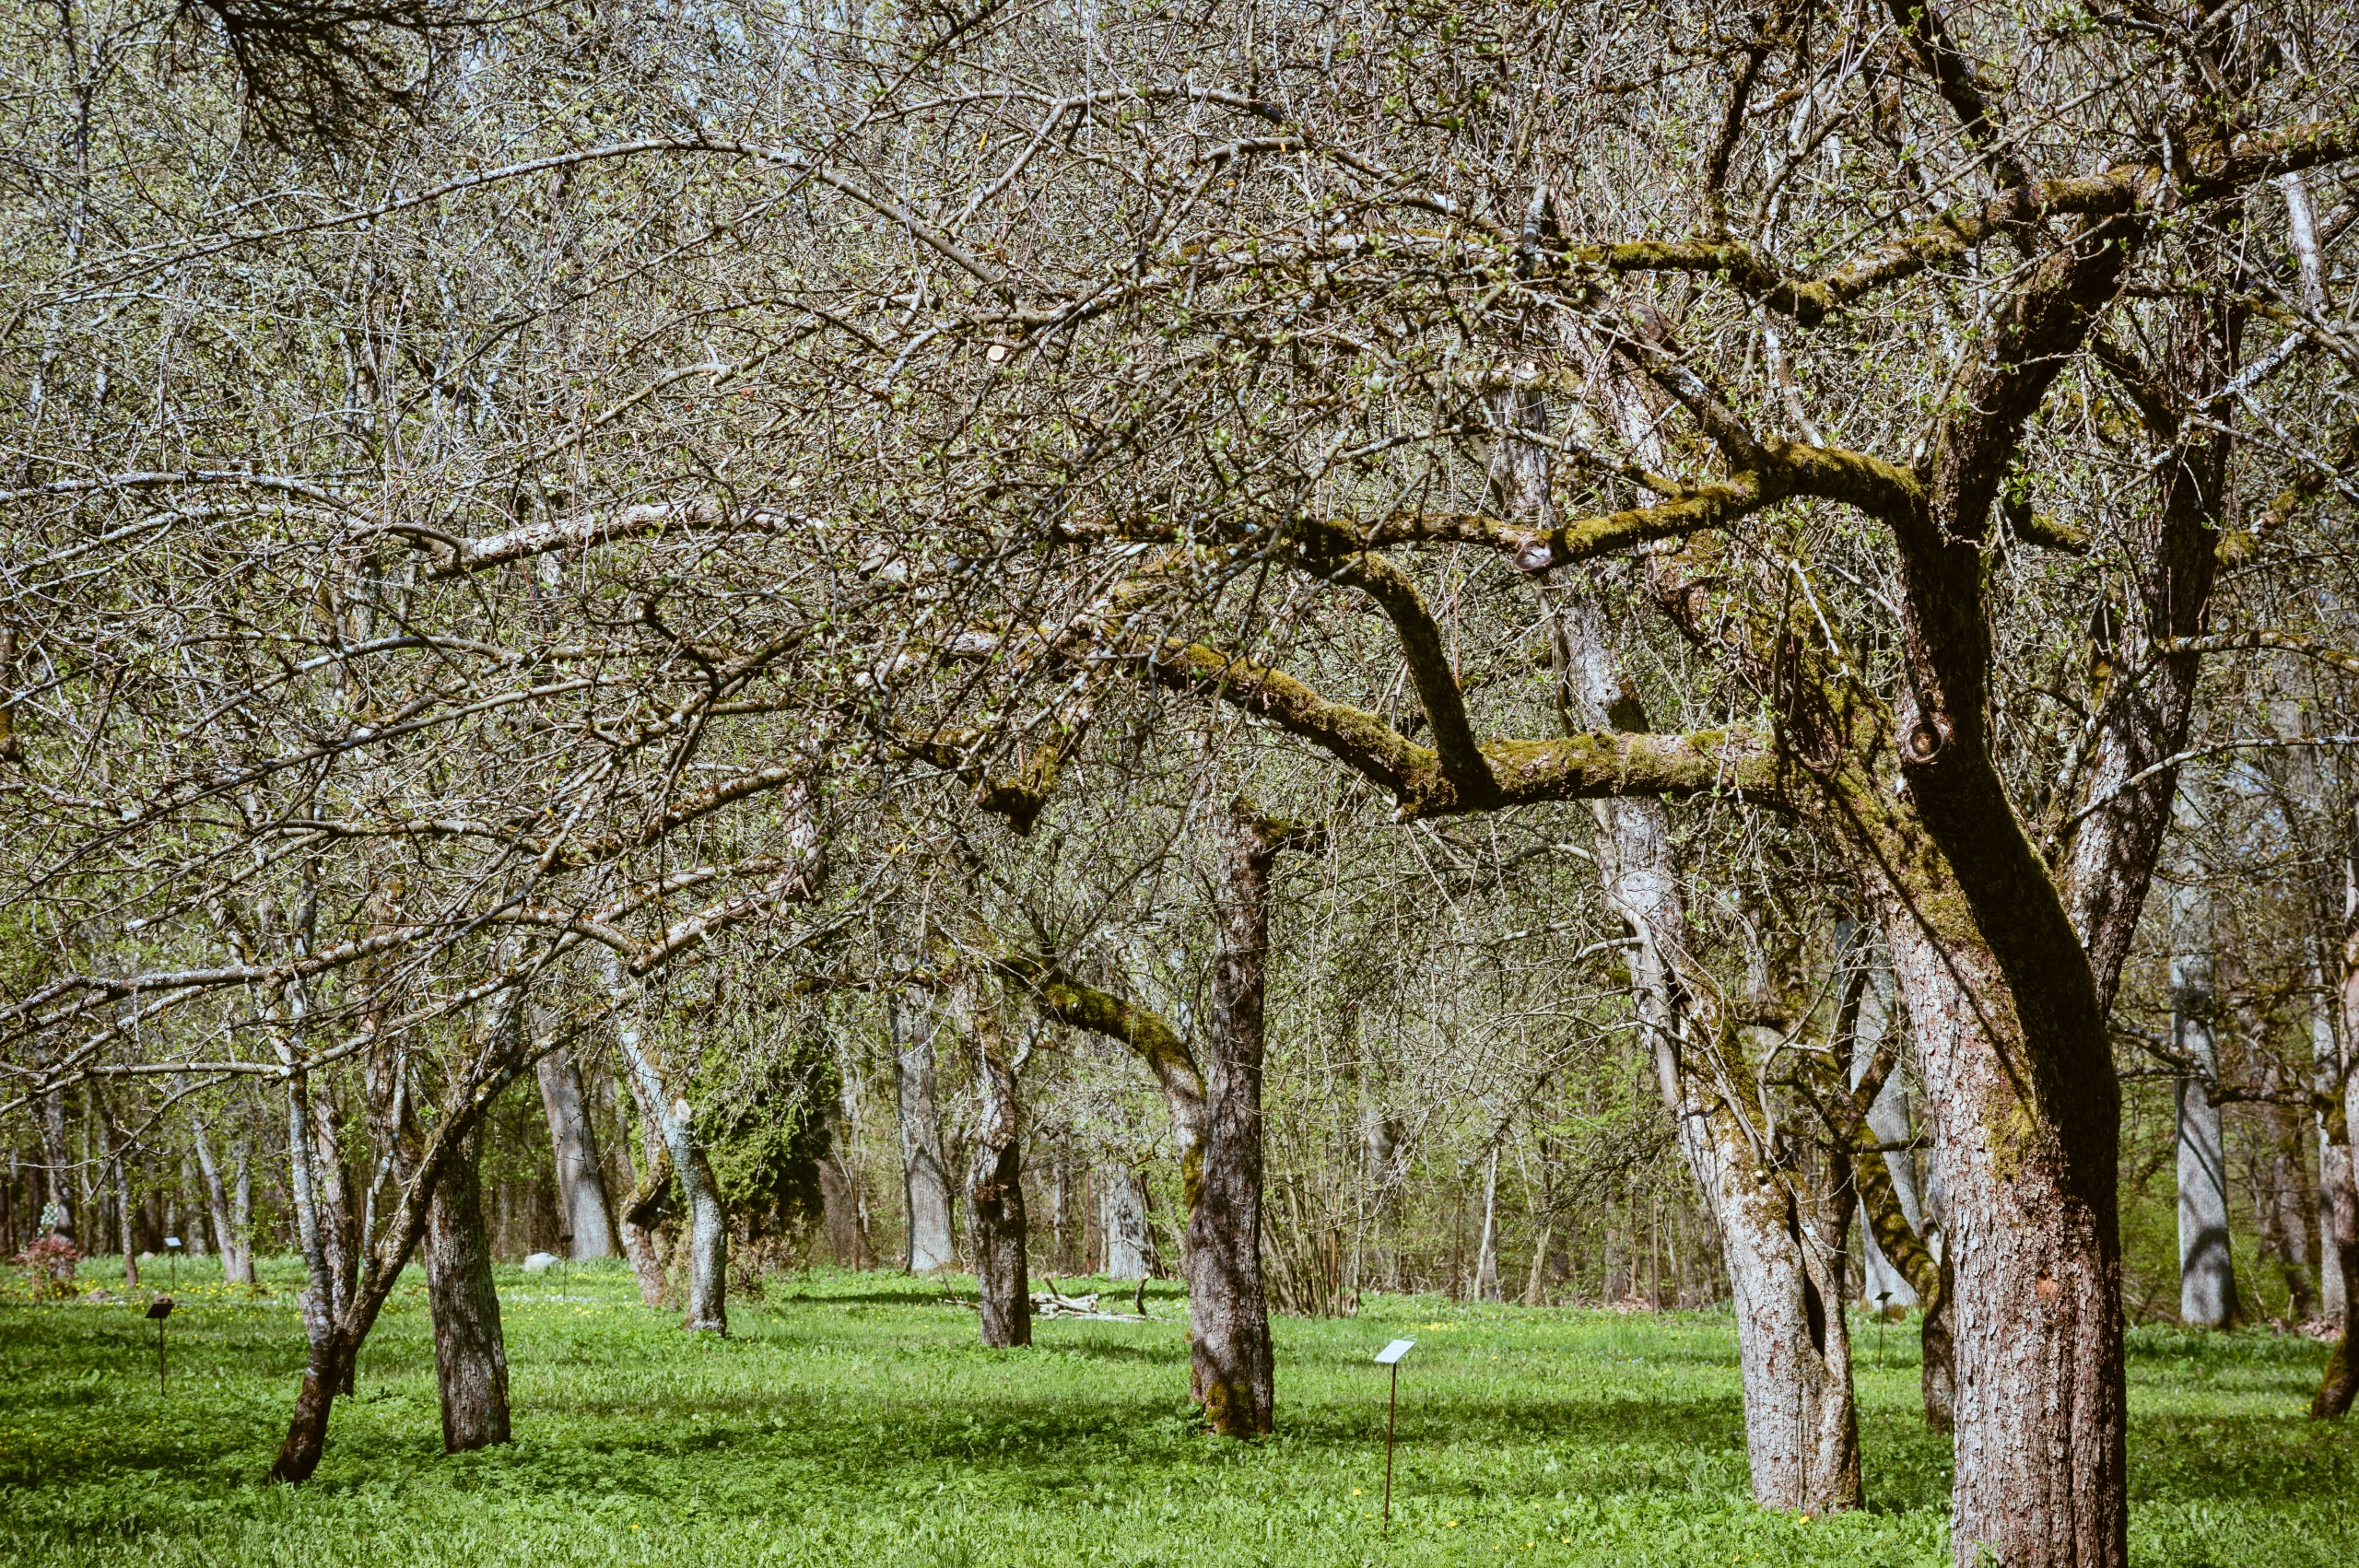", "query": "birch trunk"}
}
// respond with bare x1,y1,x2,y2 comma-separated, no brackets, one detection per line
892,993,955,1273
534,1047,618,1260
